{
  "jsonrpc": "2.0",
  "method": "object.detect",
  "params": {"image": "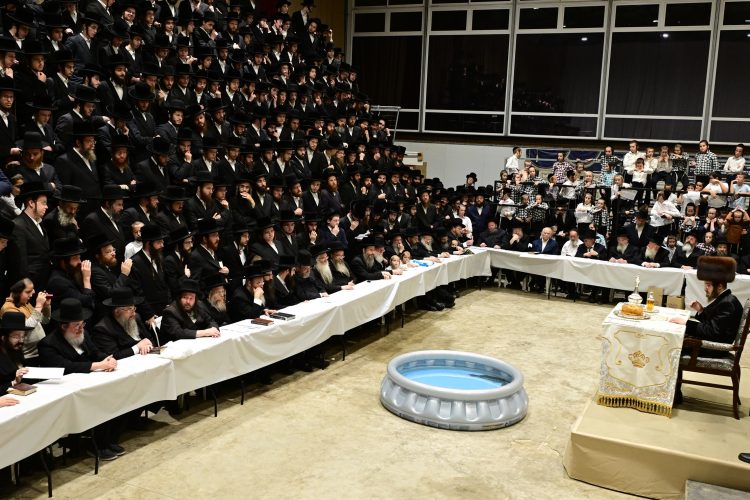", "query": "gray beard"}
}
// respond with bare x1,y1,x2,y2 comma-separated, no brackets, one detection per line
333,260,350,277
64,332,85,348
364,254,375,268
683,244,693,254
616,244,627,254
116,315,140,341
209,297,227,312
82,149,96,163
57,210,76,227
421,241,433,252
374,254,385,265
315,261,333,285
644,248,657,260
